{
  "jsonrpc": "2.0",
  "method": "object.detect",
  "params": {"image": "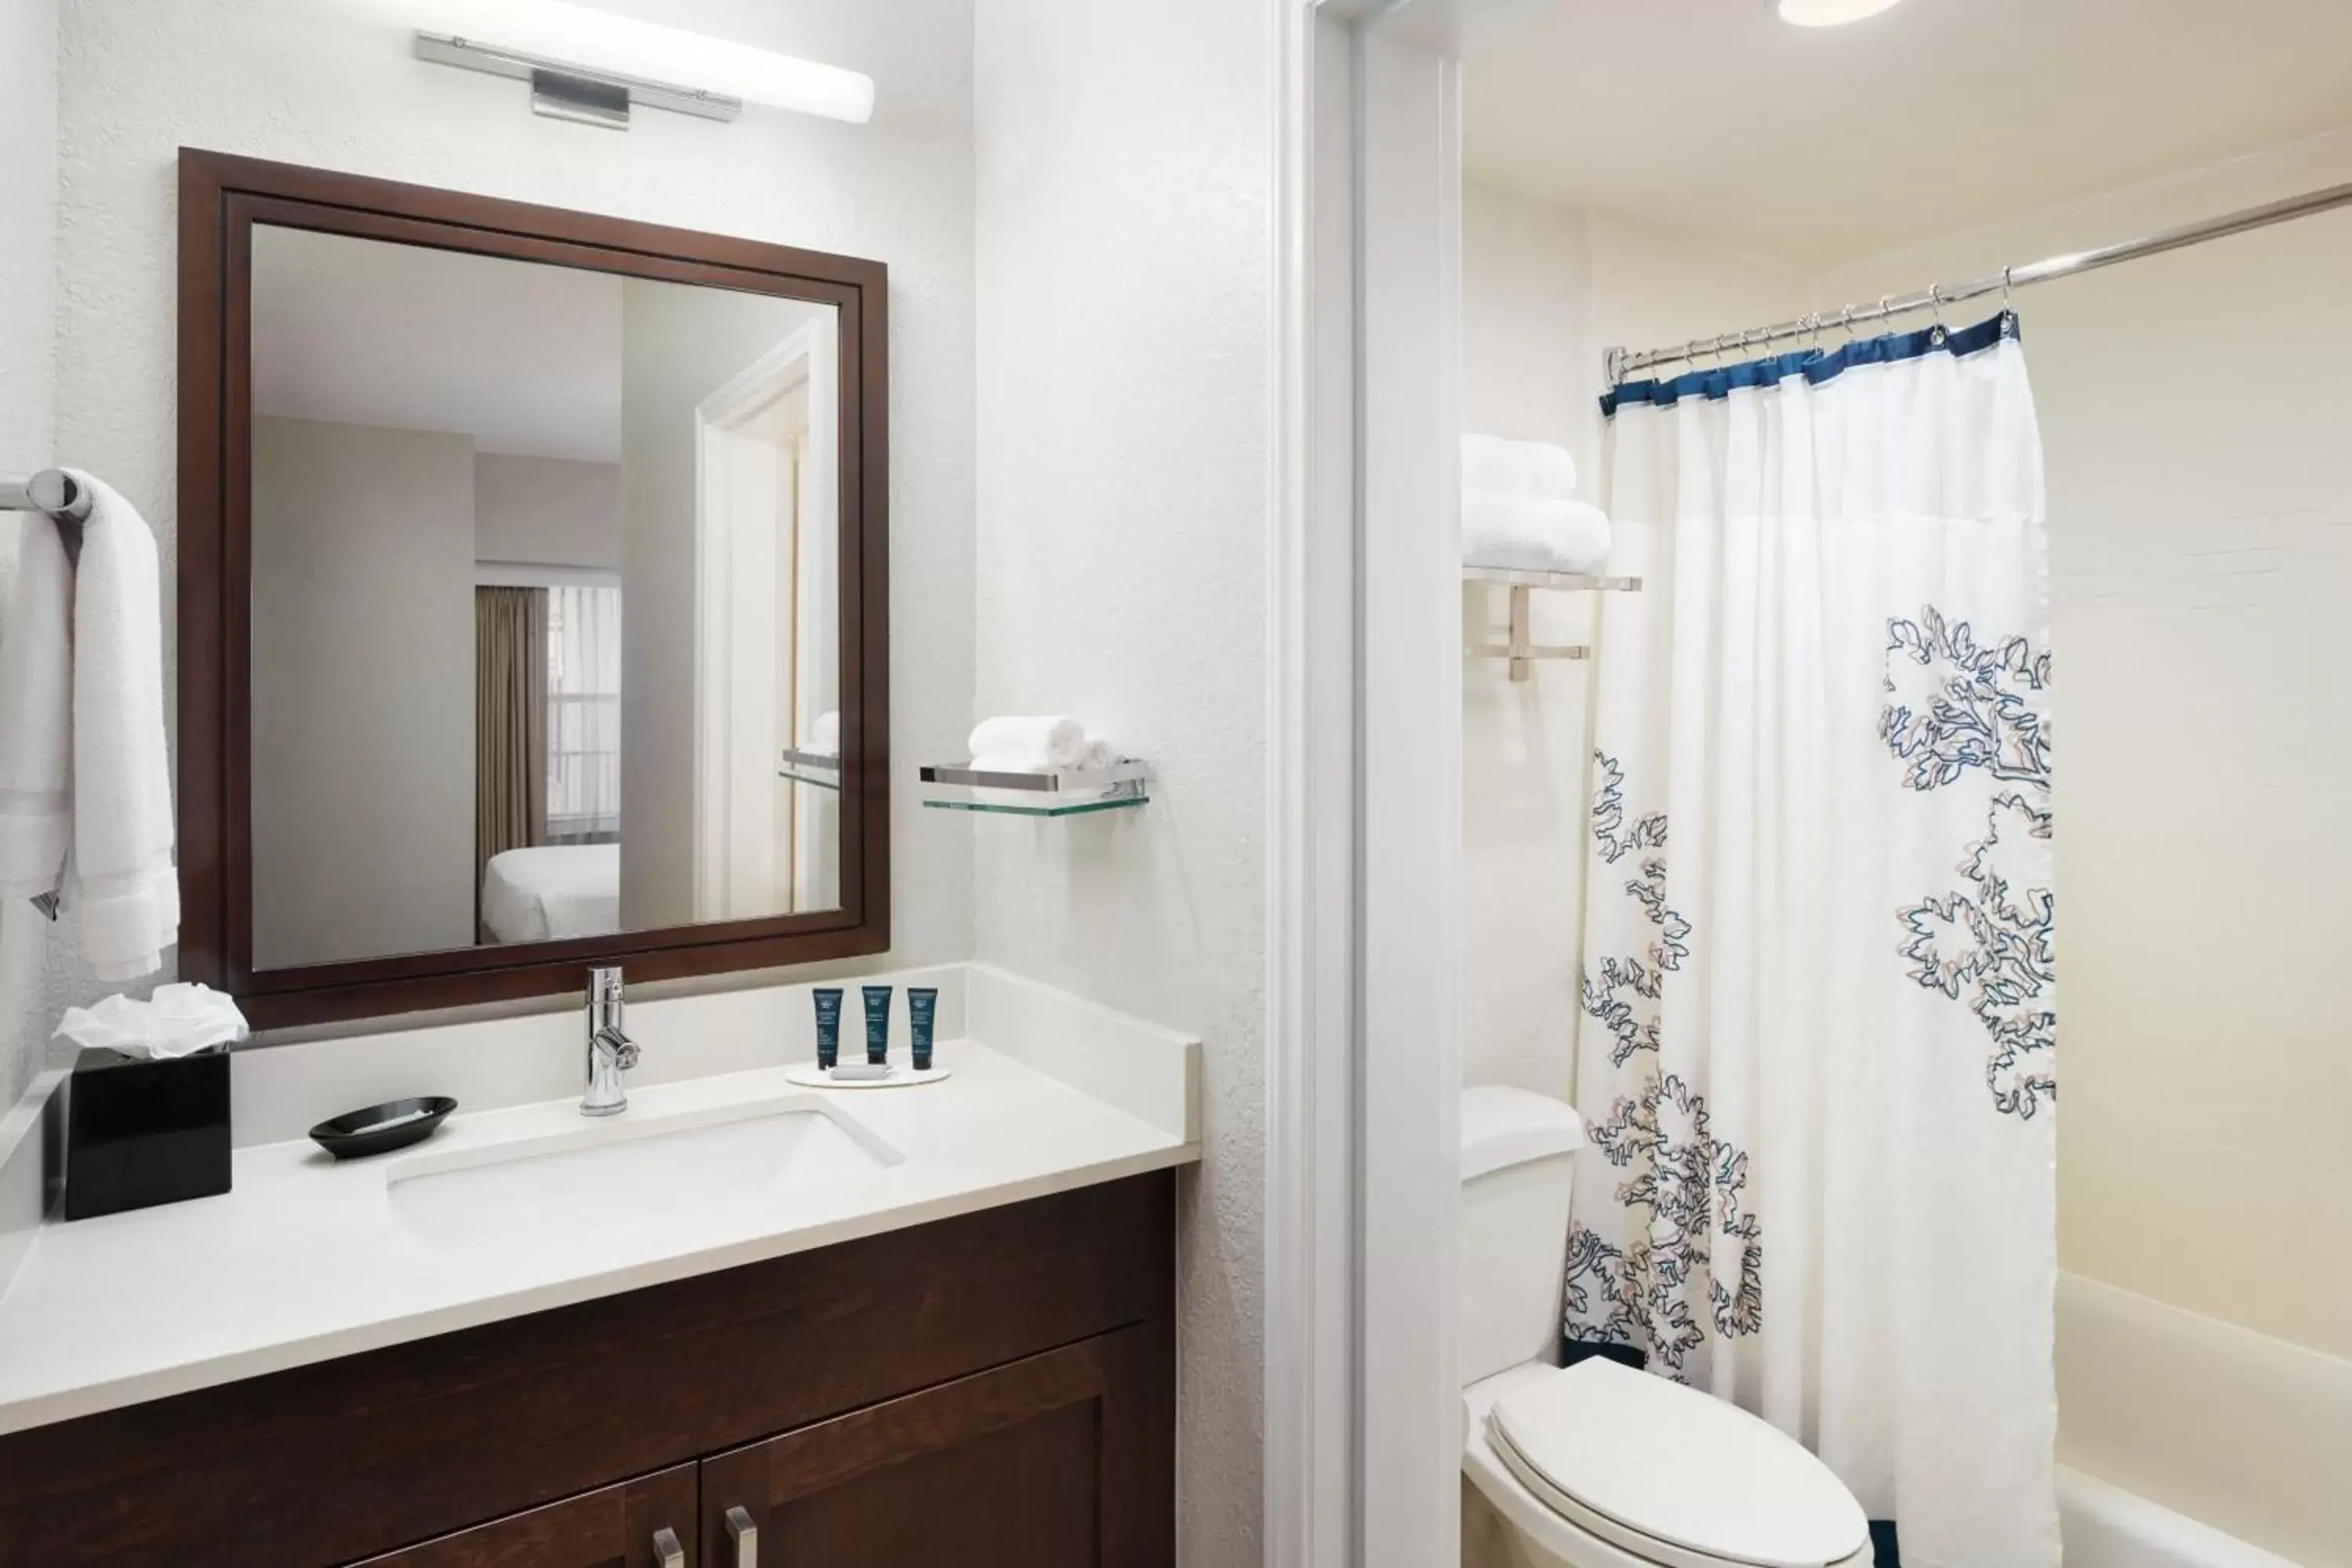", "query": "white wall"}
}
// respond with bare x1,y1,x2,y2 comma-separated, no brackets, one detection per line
1819,128,2352,1363
46,0,978,1043
971,2,1270,1560
0,0,58,1109
1458,183,1808,1098
250,416,478,969
474,454,621,571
